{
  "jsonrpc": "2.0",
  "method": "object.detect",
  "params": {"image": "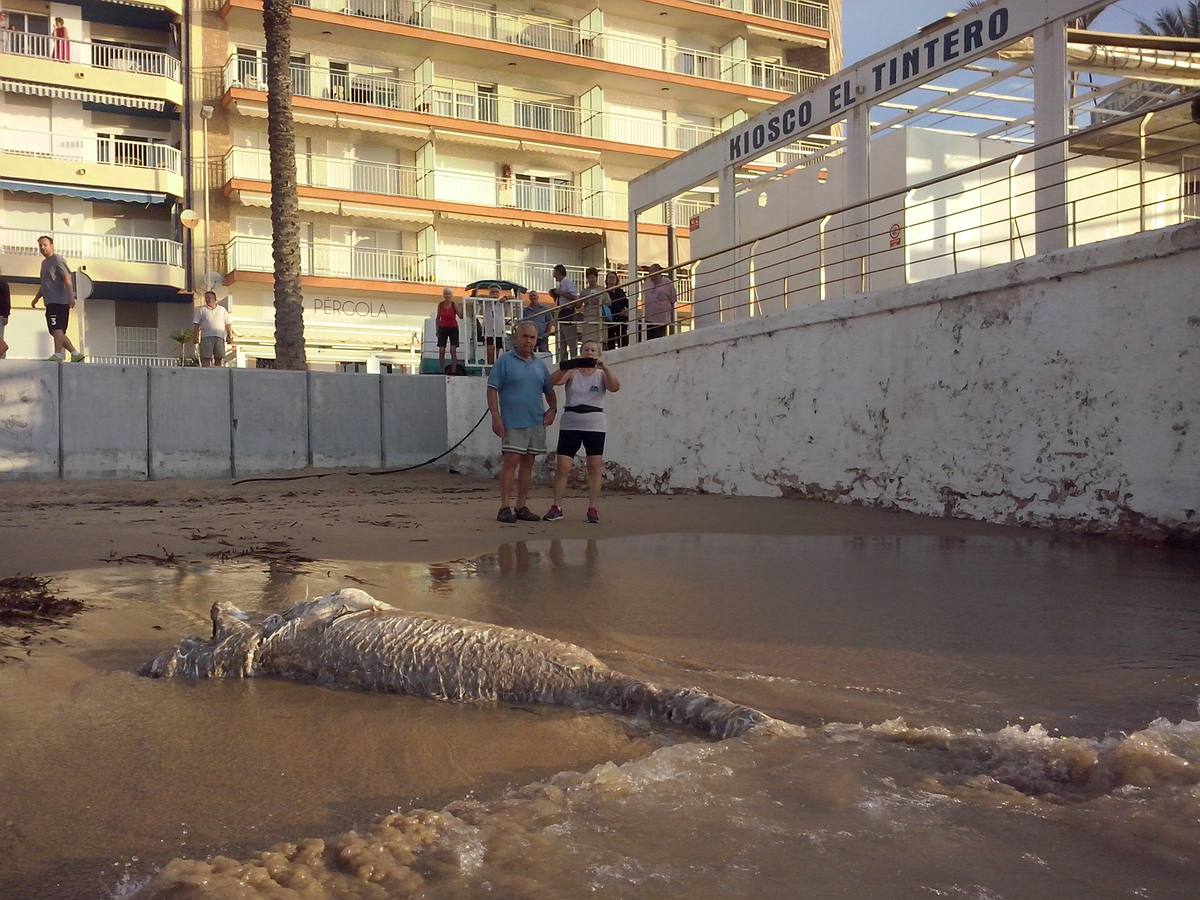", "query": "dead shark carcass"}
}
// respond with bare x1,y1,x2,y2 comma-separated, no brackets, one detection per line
141,589,791,740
